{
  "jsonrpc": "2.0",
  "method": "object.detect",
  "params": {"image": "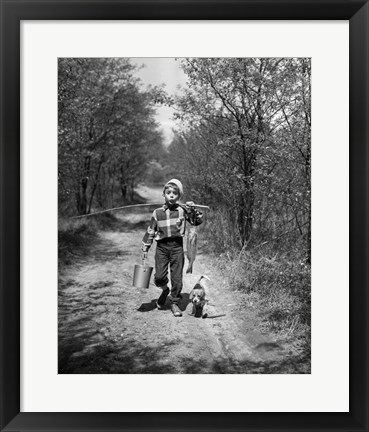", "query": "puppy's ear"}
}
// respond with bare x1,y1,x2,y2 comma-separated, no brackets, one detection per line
189,289,194,300
199,288,206,299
